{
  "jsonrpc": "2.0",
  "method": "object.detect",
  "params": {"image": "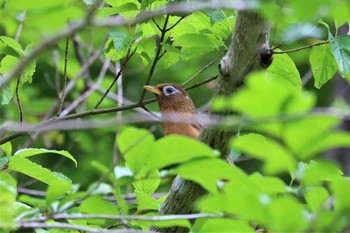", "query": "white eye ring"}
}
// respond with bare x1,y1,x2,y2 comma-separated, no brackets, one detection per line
163,85,180,96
